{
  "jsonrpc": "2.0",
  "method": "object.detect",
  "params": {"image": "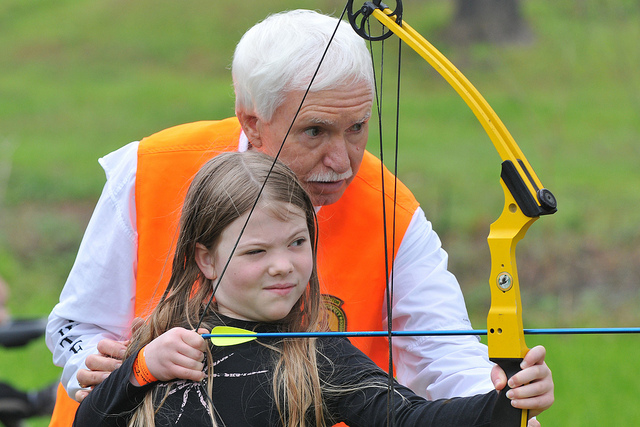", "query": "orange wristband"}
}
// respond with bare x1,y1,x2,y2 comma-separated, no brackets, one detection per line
132,345,158,386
